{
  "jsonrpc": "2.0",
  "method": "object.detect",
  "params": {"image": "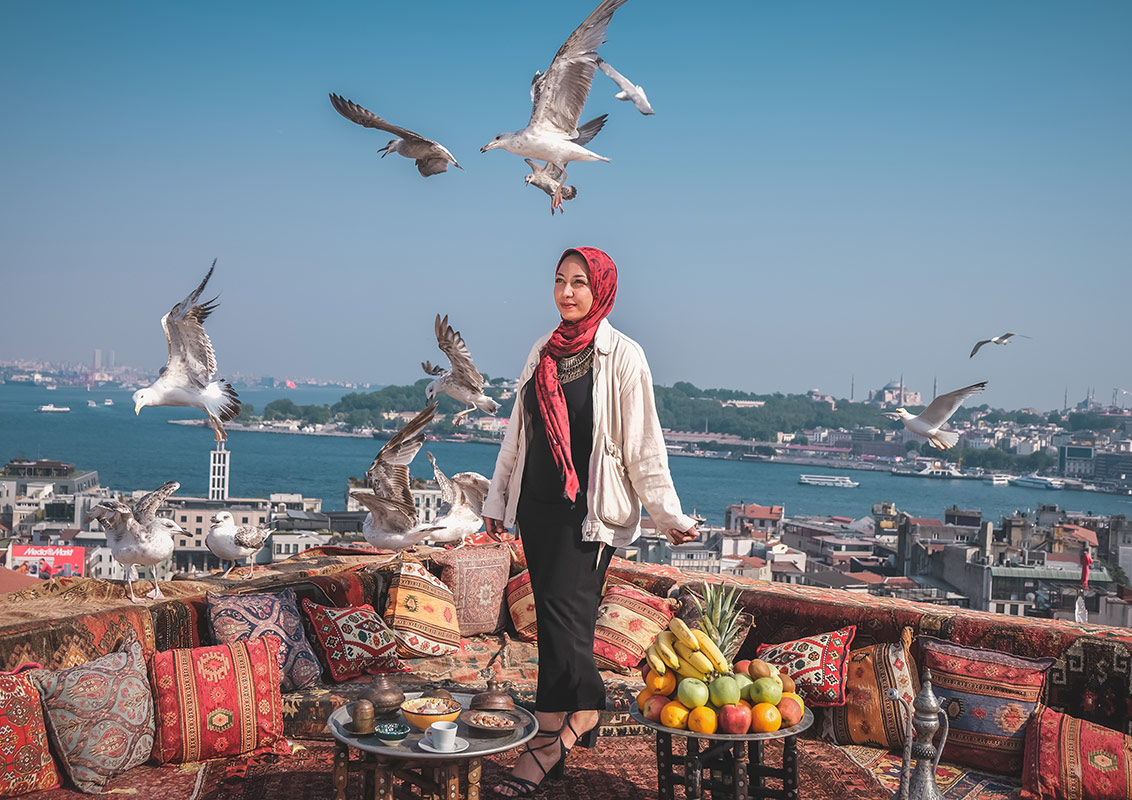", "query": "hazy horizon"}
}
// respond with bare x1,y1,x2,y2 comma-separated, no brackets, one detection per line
2,1,1129,412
